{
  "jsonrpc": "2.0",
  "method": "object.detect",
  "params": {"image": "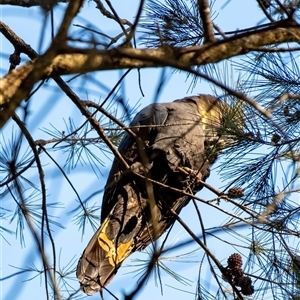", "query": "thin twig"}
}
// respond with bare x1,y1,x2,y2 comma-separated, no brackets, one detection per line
12,113,59,299
257,0,276,22
197,0,216,43
39,145,86,212
93,0,131,36
168,207,244,299
192,200,228,298
53,76,130,169
125,0,145,43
